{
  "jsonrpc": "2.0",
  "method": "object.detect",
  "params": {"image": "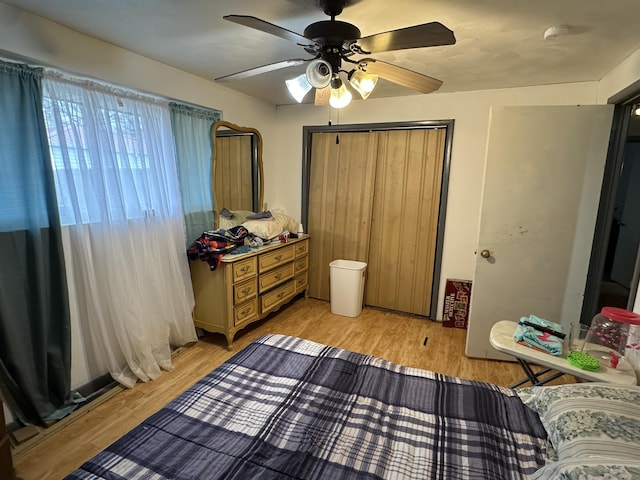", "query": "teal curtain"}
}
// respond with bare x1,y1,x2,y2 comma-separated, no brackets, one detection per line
169,102,221,246
0,61,71,424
